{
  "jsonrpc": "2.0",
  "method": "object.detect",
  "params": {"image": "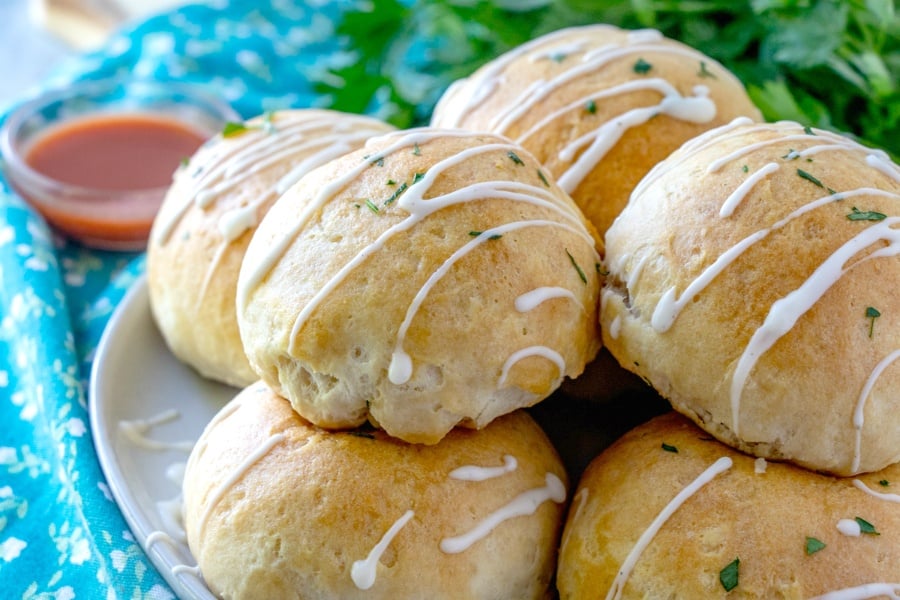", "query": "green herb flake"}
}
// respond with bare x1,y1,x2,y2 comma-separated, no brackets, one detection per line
855,517,879,535
797,169,826,188
507,151,525,166
866,306,881,338
719,558,740,592
370,156,385,167
633,58,652,74
566,249,587,284
782,149,799,160
741,164,749,173
698,60,717,79
222,121,251,138
383,182,408,206
805,537,826,555
387,179,397,186
804,126,815,136
661,443,678,453
364,198,380,213
585,99,597,114
412,171,426,184
537,169,550,187
412,142,421,156
879,479,890,487
847,207,887,222
468,230,501,240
